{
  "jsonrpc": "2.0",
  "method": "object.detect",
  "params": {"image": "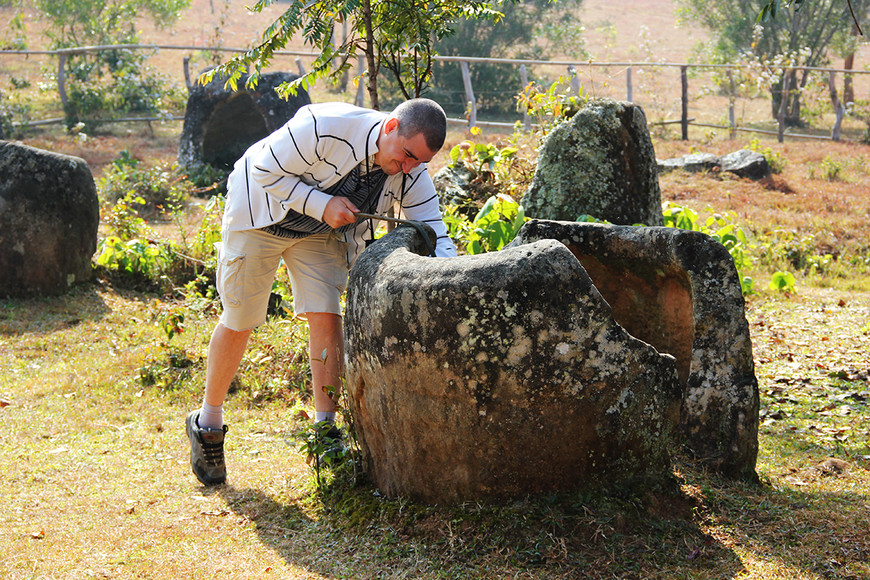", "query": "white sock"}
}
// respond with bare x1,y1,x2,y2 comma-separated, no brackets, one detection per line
314,411,336,423
198,401,223,429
